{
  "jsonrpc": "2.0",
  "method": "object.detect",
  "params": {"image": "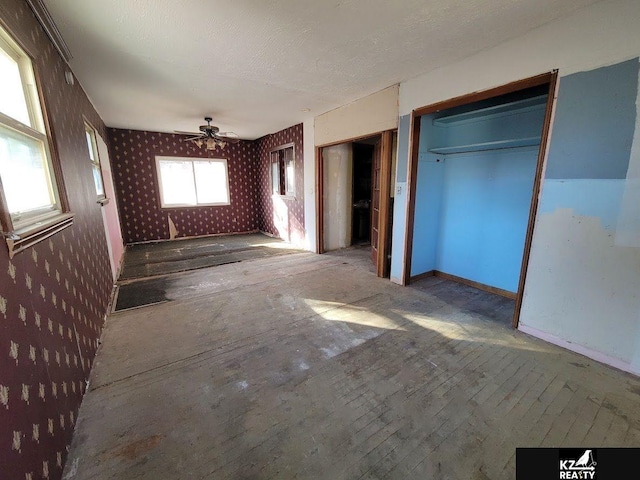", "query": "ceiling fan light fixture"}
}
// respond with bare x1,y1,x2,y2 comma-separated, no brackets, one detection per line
180,117,239,151
206,138,216,150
